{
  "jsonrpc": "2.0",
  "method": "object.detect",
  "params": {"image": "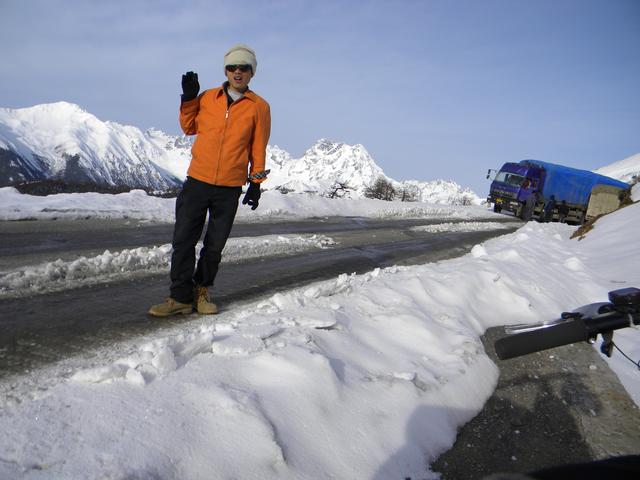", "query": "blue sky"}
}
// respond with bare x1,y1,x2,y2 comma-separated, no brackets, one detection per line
1,0,638,195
